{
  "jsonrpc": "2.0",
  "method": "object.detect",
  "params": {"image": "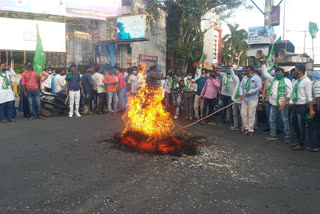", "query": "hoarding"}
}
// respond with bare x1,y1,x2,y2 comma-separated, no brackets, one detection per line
248,26,274,44
117,15,146,40
271,6,280,26
0,18,66,52
0,0,121,20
